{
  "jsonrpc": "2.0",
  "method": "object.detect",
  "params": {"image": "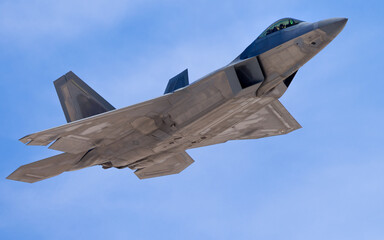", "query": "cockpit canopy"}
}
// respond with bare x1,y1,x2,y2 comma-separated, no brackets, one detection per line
257,18,303,39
